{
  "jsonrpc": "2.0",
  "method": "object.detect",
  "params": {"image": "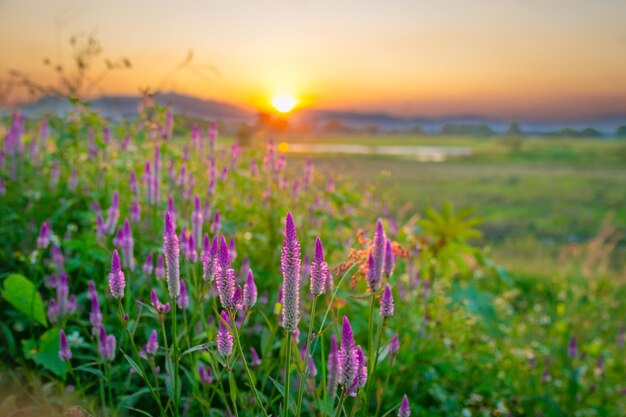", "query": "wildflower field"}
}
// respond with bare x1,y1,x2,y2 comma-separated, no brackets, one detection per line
1,104,625,417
